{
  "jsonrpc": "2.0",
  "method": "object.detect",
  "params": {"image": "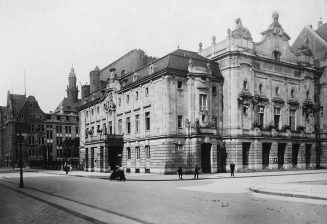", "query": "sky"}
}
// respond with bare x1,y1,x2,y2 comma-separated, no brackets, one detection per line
0,0,326,112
